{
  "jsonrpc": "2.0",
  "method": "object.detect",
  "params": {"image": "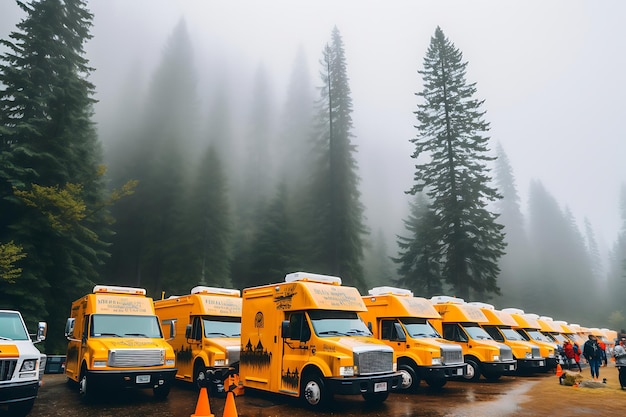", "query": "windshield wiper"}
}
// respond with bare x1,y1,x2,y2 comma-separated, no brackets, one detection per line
346,329,369,335
98,332,122,337
124,333,149,337
205,332,230,337
319,330,349,336
0,336,12,340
